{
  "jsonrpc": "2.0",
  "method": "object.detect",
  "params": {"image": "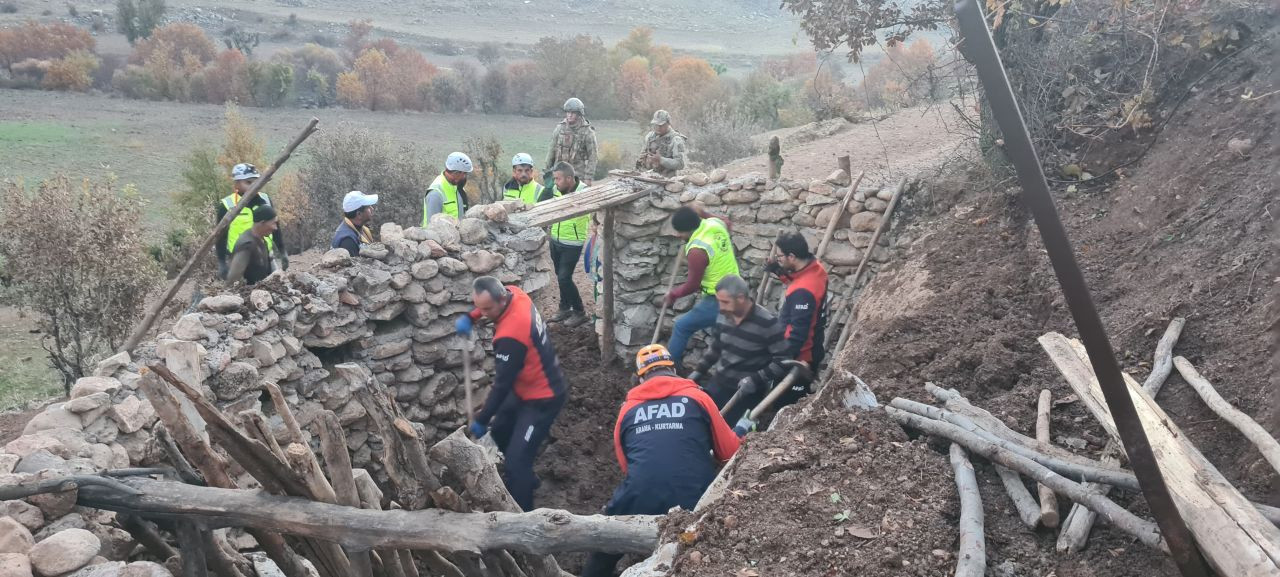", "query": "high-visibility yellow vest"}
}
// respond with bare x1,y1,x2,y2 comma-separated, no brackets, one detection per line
549,181,589,244
504,181,543,205
423,173,464,225
684,217,739,295
222,193,274,254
